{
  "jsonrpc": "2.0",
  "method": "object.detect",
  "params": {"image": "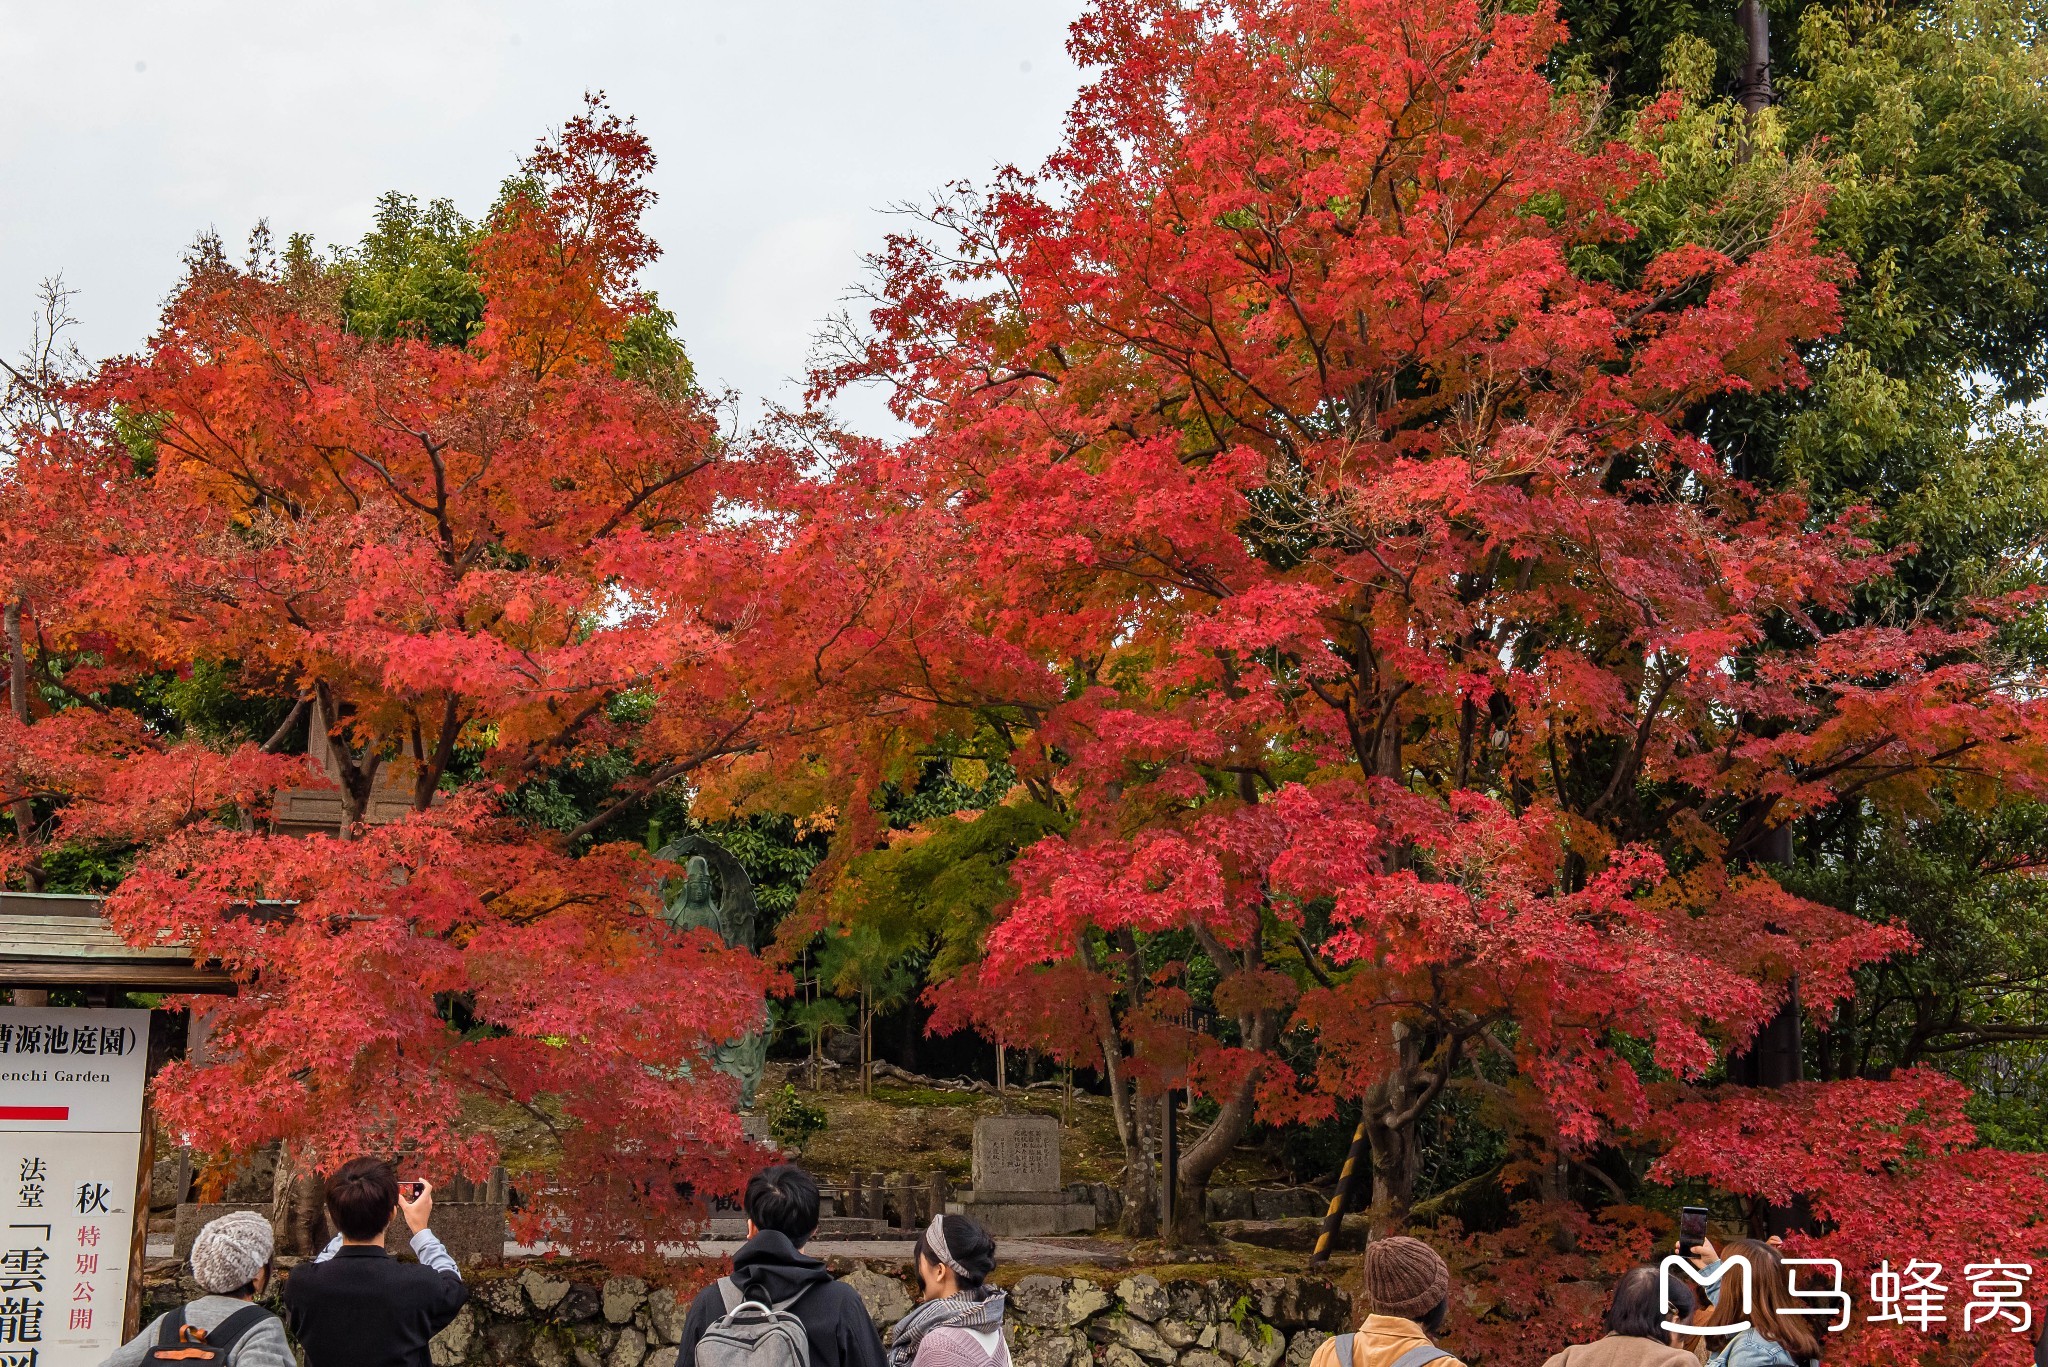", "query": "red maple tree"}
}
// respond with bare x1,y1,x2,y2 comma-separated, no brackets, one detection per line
815,5,2048,1350
0,99,808,1264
